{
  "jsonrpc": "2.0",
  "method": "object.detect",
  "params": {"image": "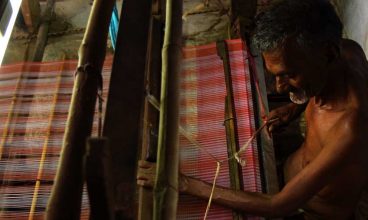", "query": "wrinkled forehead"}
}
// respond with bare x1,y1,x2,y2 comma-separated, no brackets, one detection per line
262,50,286,75
263,40,313,73
282,39,311,58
